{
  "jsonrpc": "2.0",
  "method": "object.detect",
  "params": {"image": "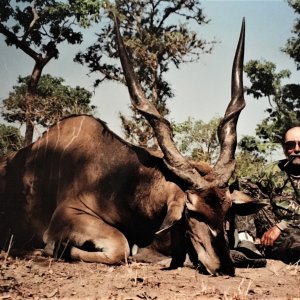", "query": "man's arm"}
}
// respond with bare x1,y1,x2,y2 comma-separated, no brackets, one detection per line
261,198,300,246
